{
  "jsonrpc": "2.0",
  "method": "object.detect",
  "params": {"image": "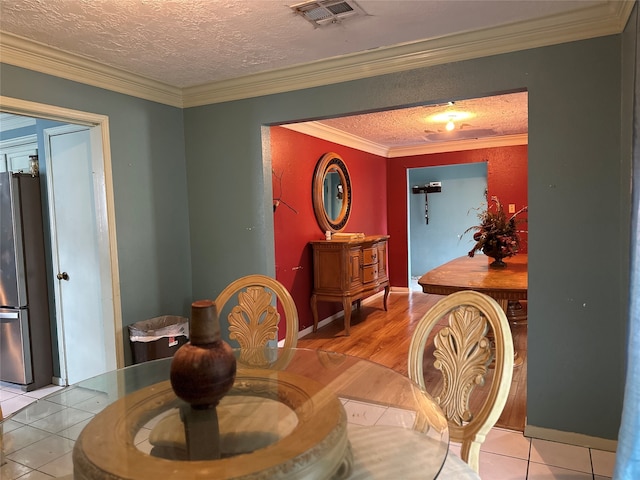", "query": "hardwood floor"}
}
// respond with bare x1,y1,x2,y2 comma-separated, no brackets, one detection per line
296,289,527,432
